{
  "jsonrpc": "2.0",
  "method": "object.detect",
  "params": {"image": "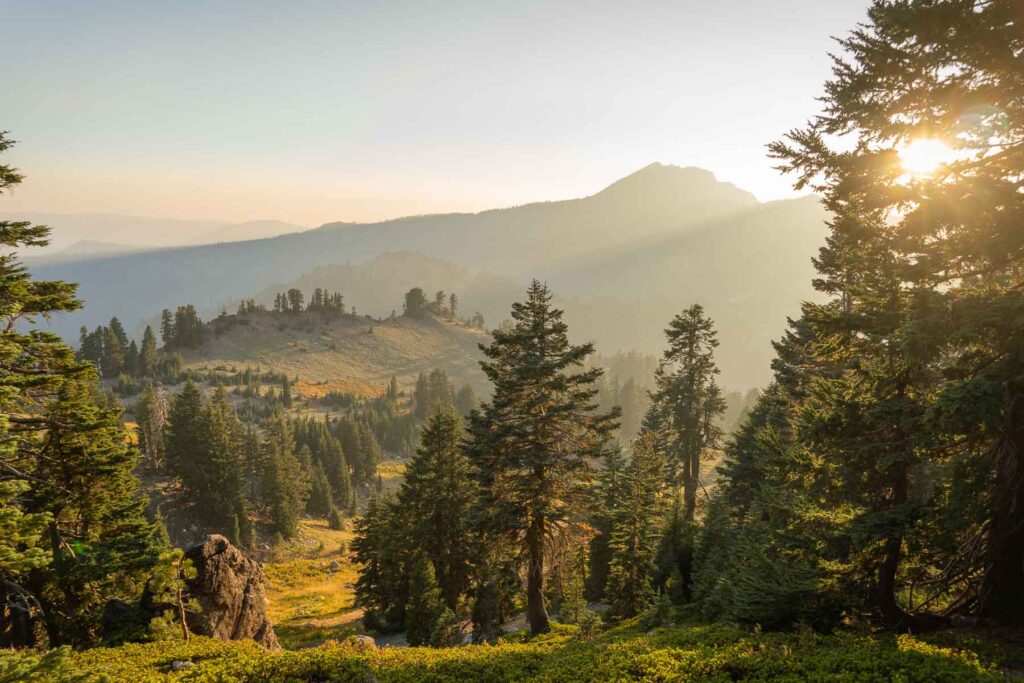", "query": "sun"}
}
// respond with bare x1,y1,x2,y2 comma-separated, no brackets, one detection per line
898,138,953,177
